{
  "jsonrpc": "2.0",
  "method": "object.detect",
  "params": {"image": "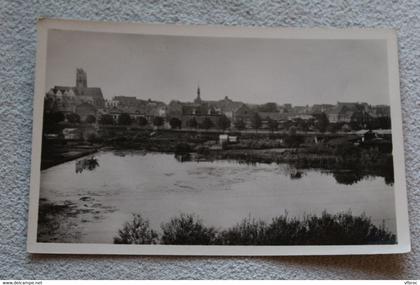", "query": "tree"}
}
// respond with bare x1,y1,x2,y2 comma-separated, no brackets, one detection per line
66,112,80,124
45,111,65,124
251,112,262,132
267,118,279,133
234,119,246,130
258,102,278,112
169,117,182,129
113,214,158,244
296,118,309,132
288,126,297,136
200,117,214,130
85,114,96,124
314,112,329,133
187,117,198,129
217,115,231,130
99,114,115,125
137,116,148,127
153,116,164,128
285,126,303,147
351,111,372,130
118,113,132,125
